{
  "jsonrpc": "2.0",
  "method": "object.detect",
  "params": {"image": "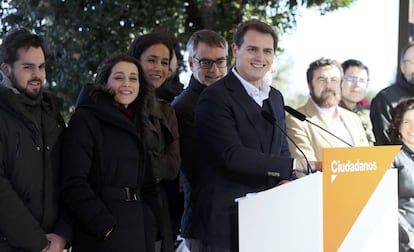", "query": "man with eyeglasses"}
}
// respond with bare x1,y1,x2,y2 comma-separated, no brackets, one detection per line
370,43,414,145
286,58,369,175
339,59,375,145
172,29,228,252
